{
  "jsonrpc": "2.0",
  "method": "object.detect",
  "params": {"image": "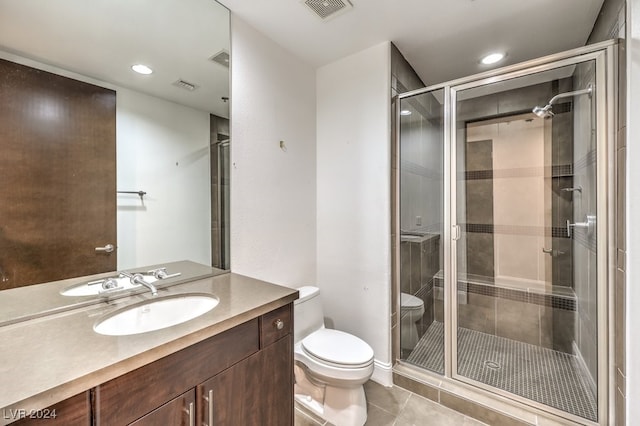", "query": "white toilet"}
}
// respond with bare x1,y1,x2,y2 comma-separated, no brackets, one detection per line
294,286,374,426
400,292,425,350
